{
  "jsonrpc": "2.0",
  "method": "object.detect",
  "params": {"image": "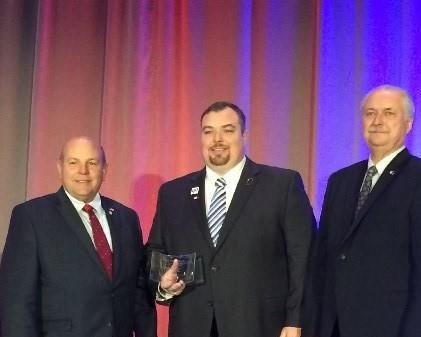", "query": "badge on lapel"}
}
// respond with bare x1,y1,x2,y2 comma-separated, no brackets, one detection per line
246,177,254,185
389,170,396,175
190,186,199,199
108,208,115,215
